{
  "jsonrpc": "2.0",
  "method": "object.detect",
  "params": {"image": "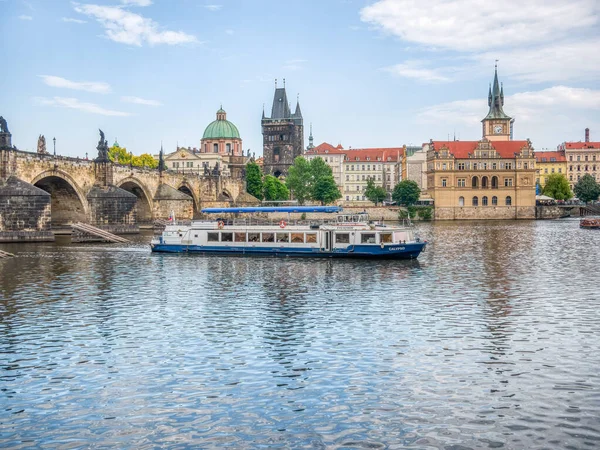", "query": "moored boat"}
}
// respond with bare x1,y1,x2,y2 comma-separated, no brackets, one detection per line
150,206,427,259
